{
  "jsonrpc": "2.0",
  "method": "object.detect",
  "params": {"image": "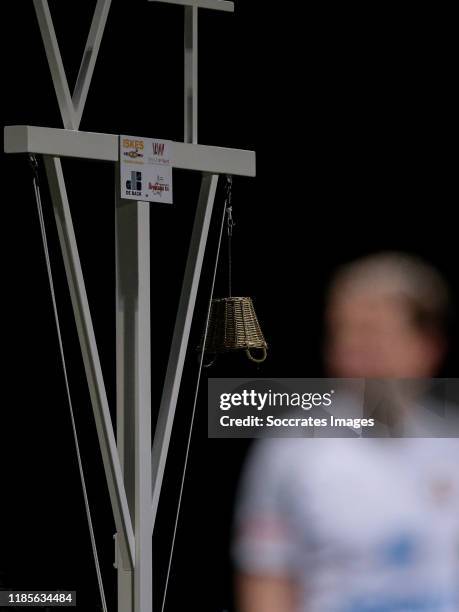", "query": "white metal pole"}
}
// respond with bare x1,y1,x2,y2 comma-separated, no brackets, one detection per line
32,0,77,130
116,185,152,611
72,0,113,127
184,5,198,144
